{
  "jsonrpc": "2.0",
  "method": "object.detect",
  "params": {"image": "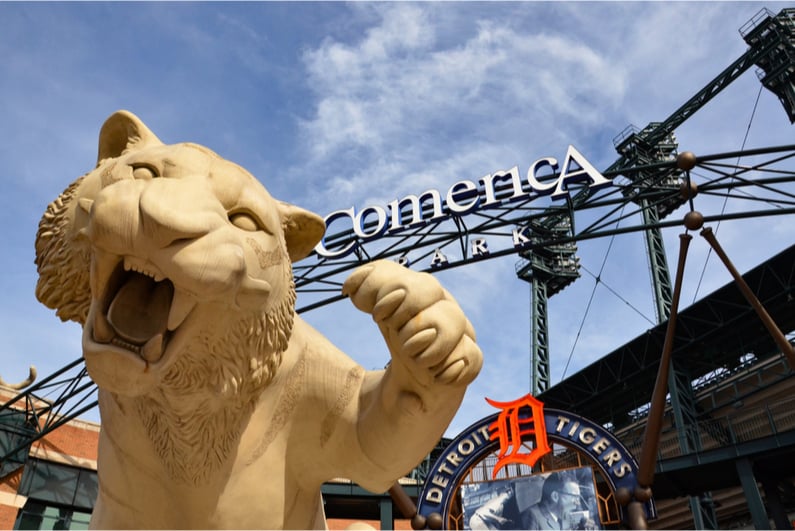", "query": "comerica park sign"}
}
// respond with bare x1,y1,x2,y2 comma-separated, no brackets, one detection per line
315,145,612,259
